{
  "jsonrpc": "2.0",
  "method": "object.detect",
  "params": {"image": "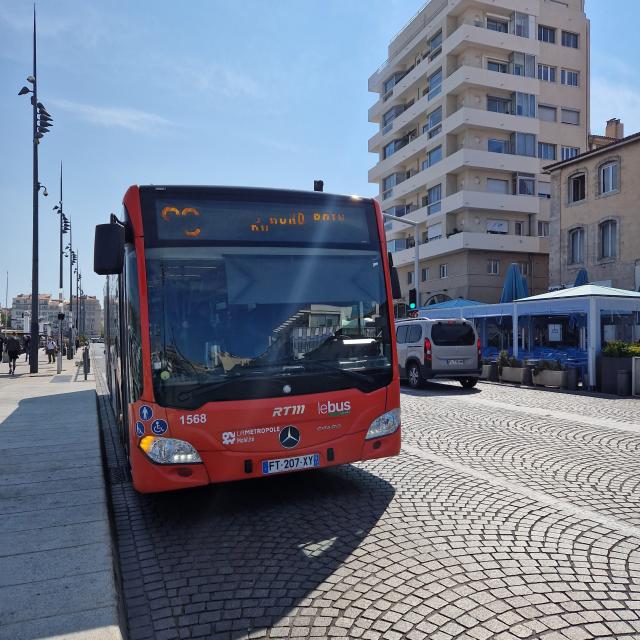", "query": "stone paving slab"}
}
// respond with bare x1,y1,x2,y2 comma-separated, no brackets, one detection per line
0,351,122,640
95,349,640,640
